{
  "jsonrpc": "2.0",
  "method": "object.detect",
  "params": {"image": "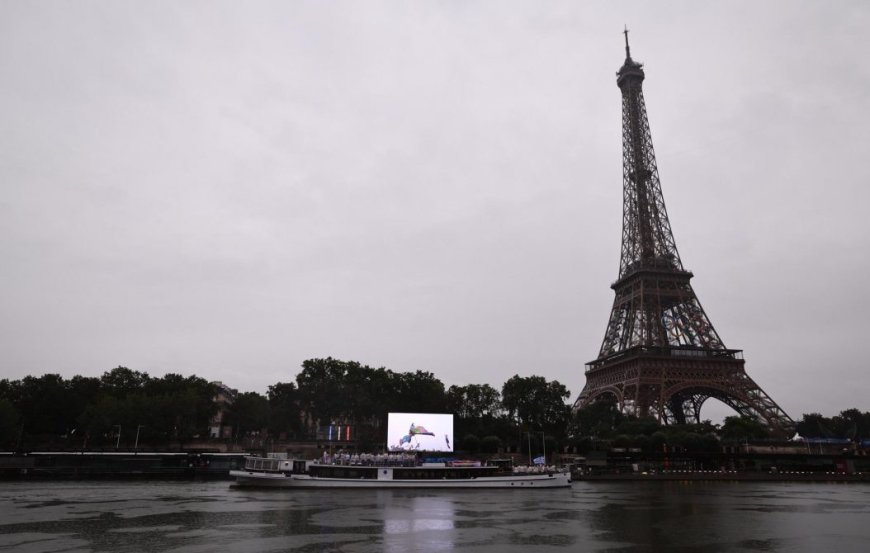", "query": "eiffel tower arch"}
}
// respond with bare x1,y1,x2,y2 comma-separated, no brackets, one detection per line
574,31,794,437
